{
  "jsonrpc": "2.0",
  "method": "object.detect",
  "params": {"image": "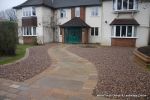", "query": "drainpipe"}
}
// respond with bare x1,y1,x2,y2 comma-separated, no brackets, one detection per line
148,11,150,45
100,0,103,44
